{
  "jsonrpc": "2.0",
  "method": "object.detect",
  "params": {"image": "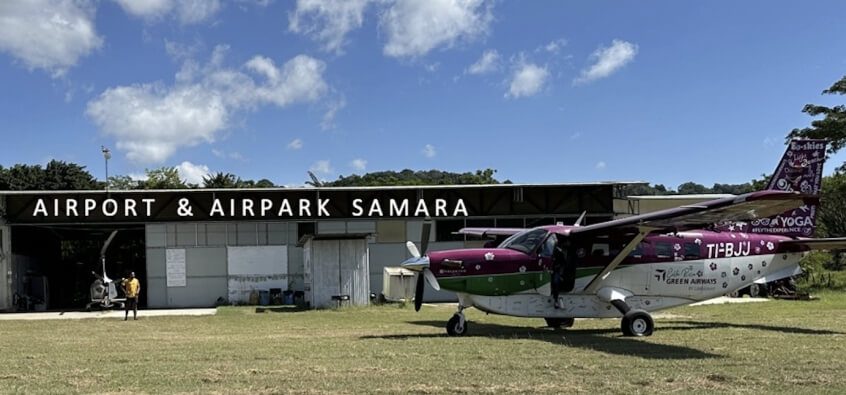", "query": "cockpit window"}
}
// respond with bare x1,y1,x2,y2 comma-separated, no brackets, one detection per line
499,228,549,254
